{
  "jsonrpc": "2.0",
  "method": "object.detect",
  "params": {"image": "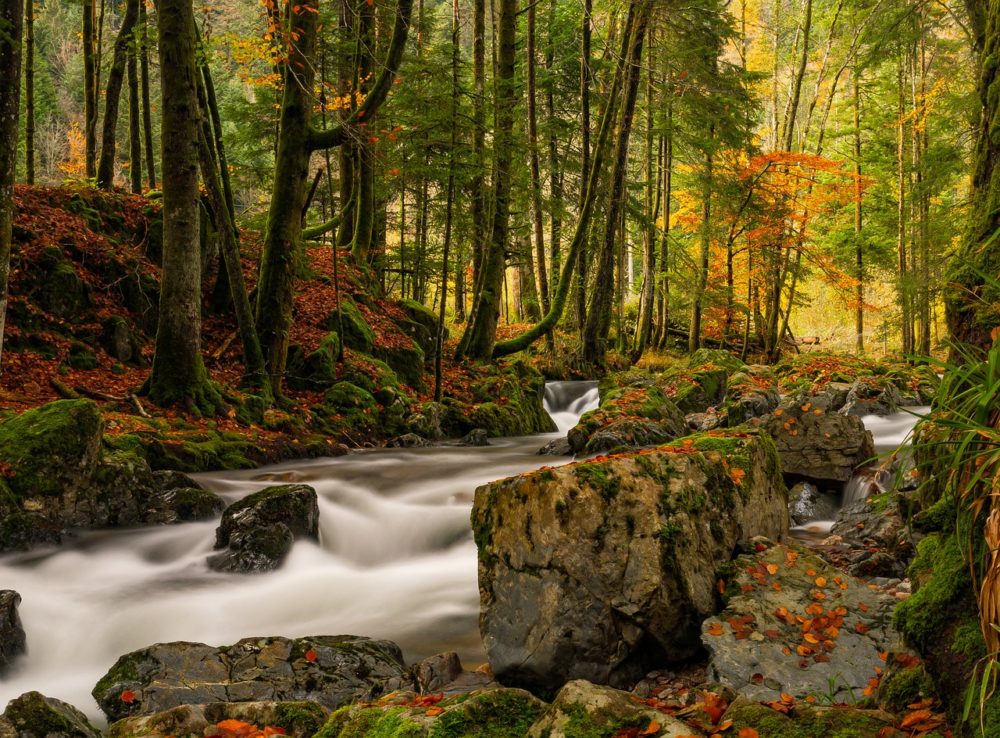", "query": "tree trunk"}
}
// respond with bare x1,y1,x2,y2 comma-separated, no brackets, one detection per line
127,26,142,193
780,0,812,151
634,56,657,361
140,0,155,189
897,53,911,355
546,0,561,291
145,0,220,412
526,0,549,316
581,0,650,369
0,0,23,376
656,88,674,350
853,70,864,354
97,0,140,188
24,0,33,184
576,0,592,332
688,143,714,352
83,0,98,179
